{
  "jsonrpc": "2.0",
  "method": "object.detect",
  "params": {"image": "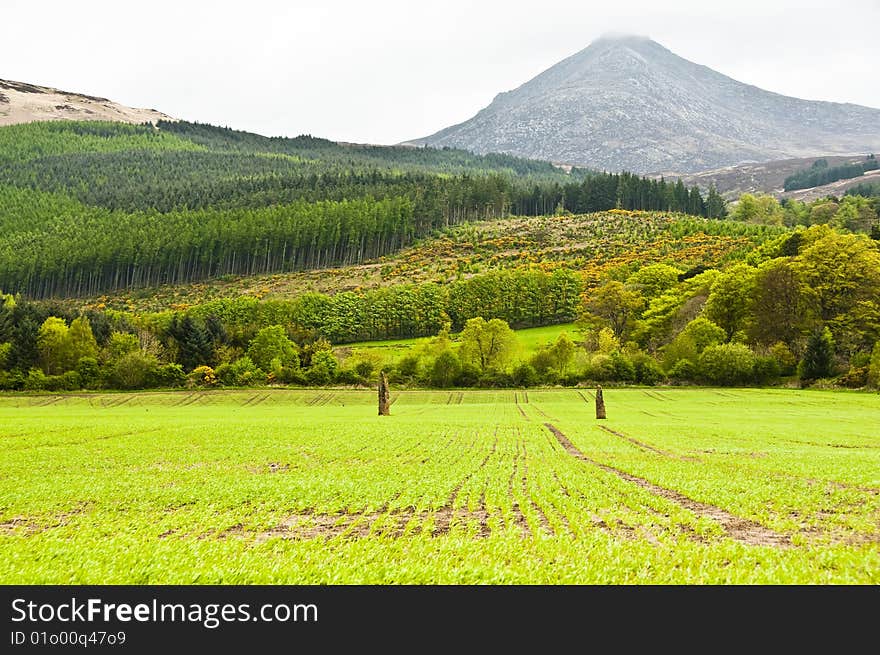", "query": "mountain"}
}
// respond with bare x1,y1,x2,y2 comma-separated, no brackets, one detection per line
0,78,173,127
404,35,880,174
